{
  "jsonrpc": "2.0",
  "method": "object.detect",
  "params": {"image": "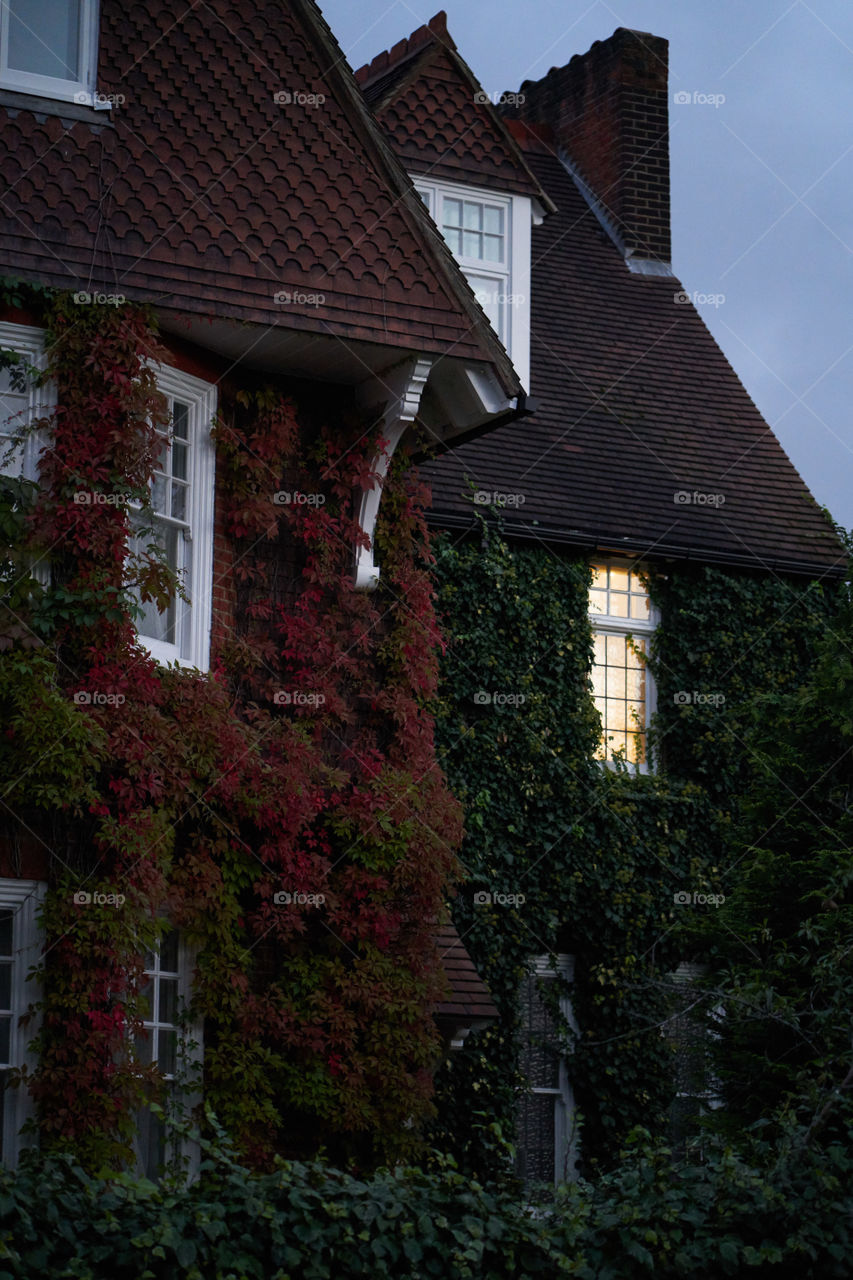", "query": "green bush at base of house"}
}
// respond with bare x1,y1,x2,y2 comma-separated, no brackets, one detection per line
1,1128,851,1279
